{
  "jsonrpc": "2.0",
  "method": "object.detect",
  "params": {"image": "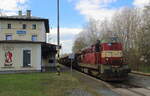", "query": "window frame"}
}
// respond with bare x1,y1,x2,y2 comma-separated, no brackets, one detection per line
32,24,36,30
22,24,27,29
31,35,37,41
8,24,11,29
6,35,12,40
